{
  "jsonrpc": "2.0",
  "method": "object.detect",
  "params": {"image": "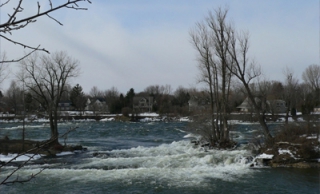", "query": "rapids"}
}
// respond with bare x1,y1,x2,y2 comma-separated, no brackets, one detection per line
0,121,318,193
